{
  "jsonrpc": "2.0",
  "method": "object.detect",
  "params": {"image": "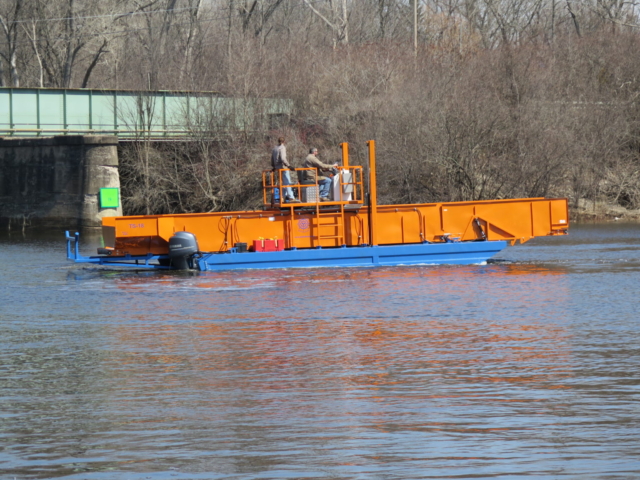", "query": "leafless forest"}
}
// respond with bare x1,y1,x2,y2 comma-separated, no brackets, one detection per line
2,0,640,216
